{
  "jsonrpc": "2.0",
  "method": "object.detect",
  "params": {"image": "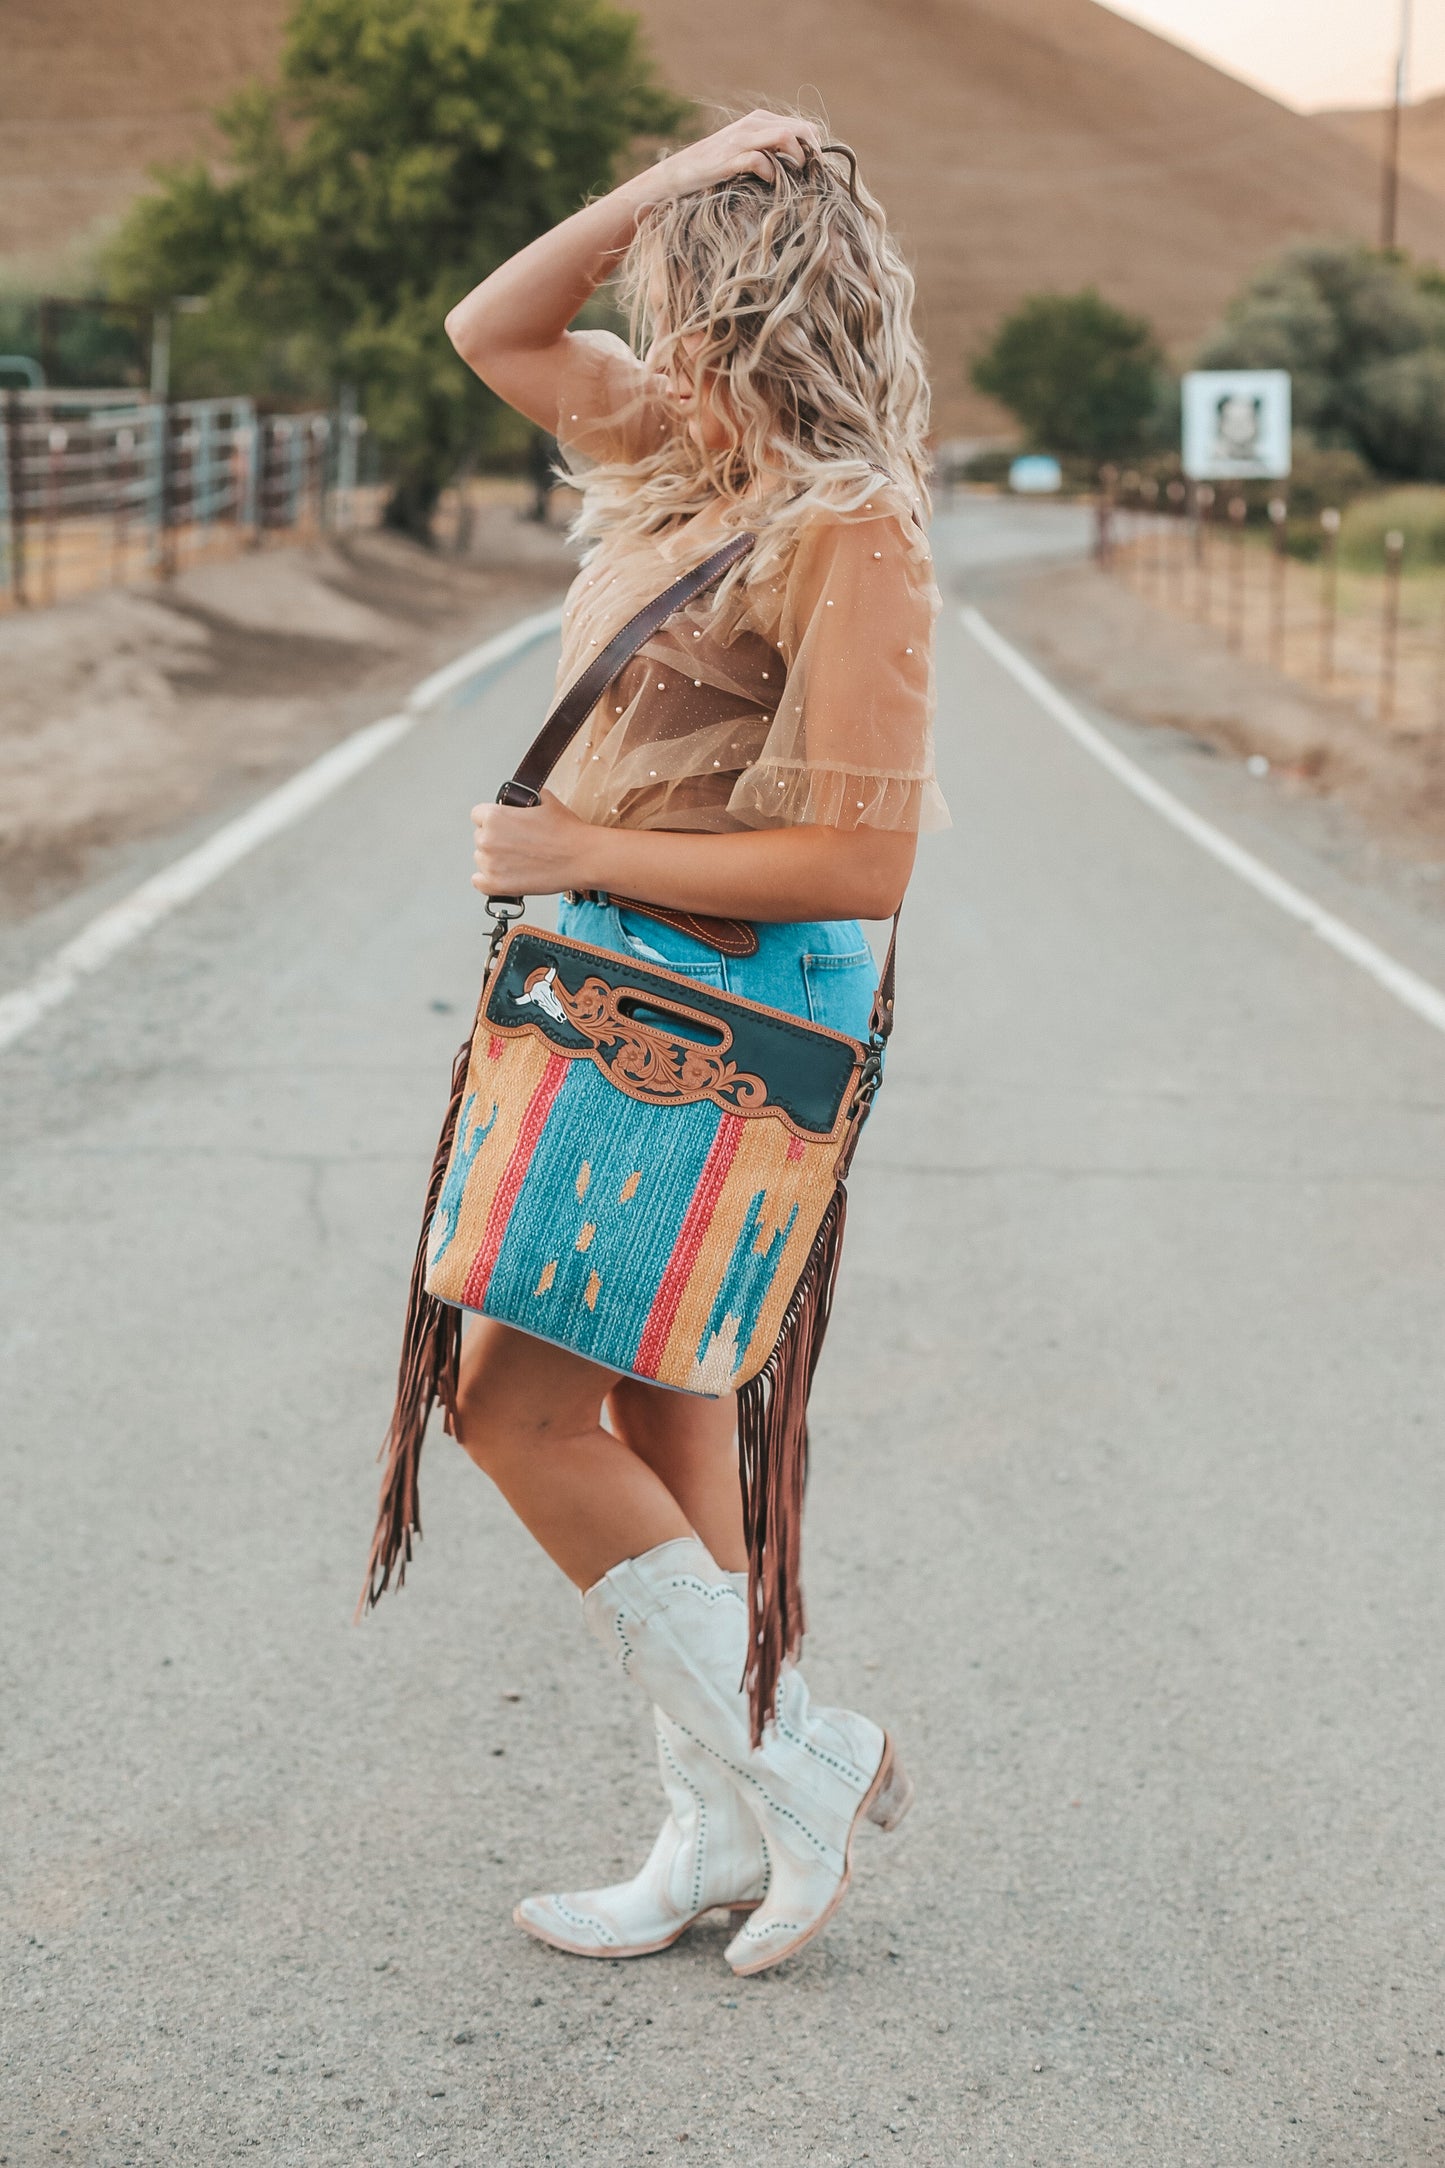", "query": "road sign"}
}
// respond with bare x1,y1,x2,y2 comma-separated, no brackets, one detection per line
1182,369,1291,481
